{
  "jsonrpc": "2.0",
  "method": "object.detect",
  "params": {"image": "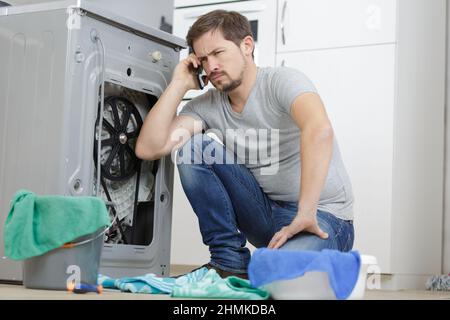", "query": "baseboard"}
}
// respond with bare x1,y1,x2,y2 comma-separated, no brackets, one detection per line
170,264,200,277
379,273,432,290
